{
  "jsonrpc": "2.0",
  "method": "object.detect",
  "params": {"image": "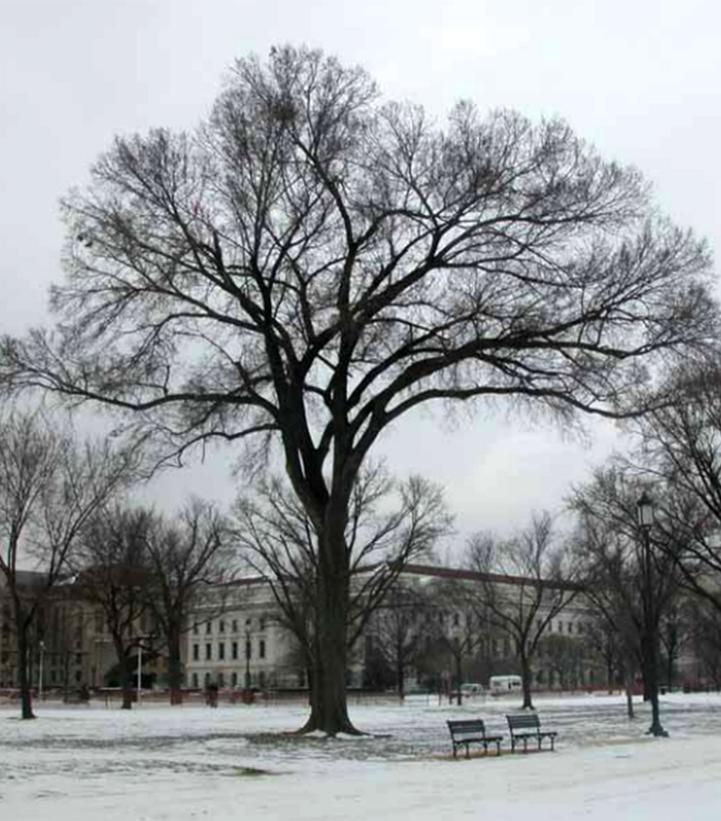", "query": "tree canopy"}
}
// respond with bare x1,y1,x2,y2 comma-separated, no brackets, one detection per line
1,45,717,733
